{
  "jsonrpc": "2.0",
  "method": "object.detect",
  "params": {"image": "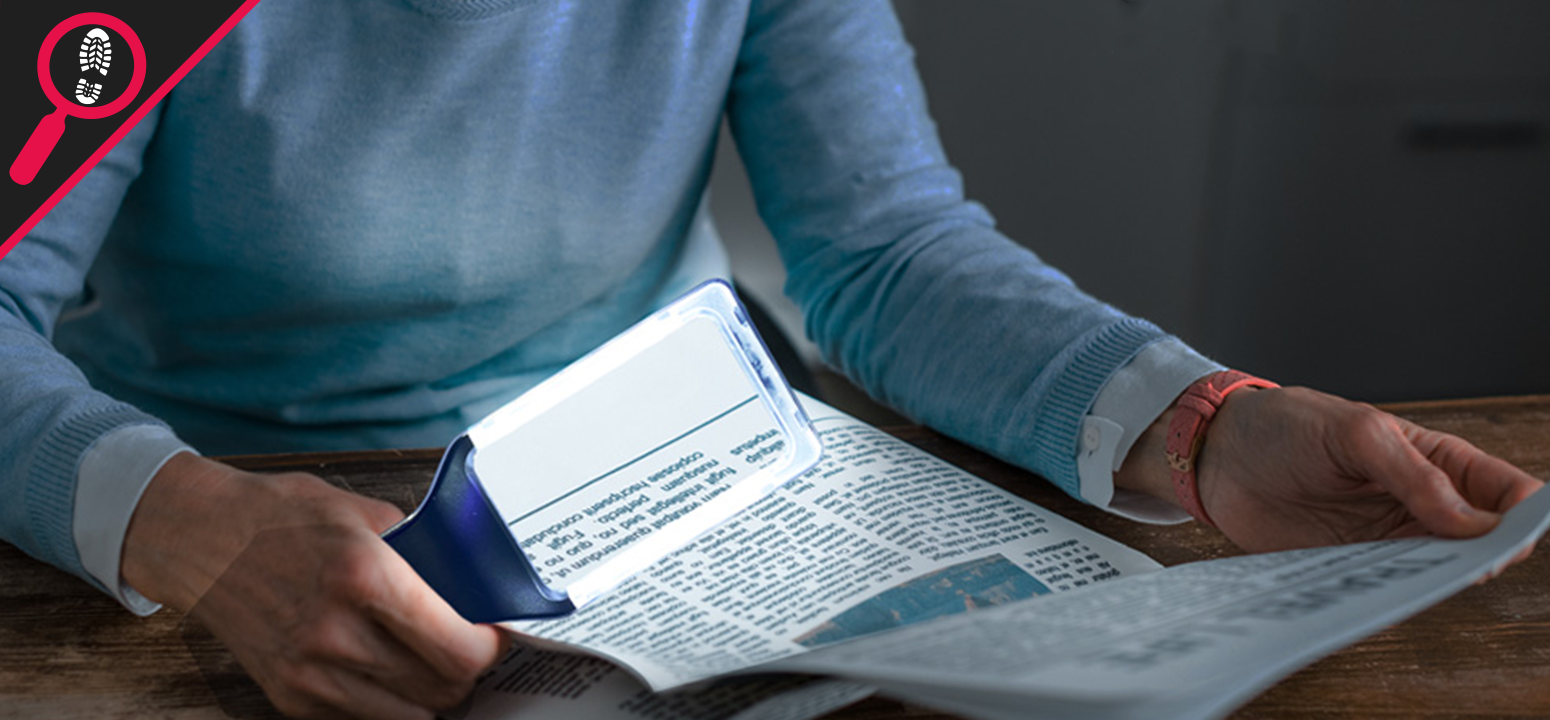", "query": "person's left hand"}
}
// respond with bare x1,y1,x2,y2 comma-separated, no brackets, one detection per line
1117,385,1545,557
